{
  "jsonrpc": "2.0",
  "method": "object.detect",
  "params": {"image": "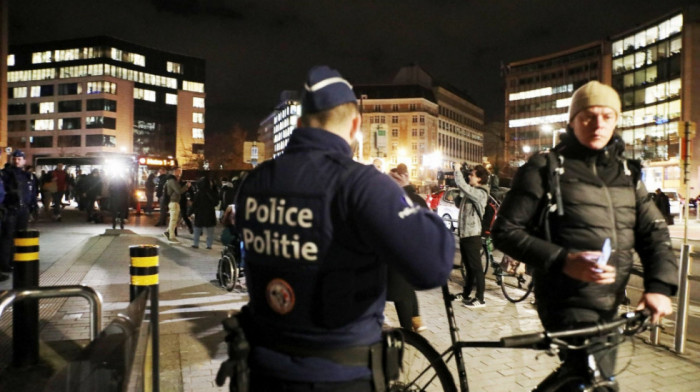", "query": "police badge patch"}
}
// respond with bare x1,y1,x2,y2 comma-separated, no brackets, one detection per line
266,278,296,314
